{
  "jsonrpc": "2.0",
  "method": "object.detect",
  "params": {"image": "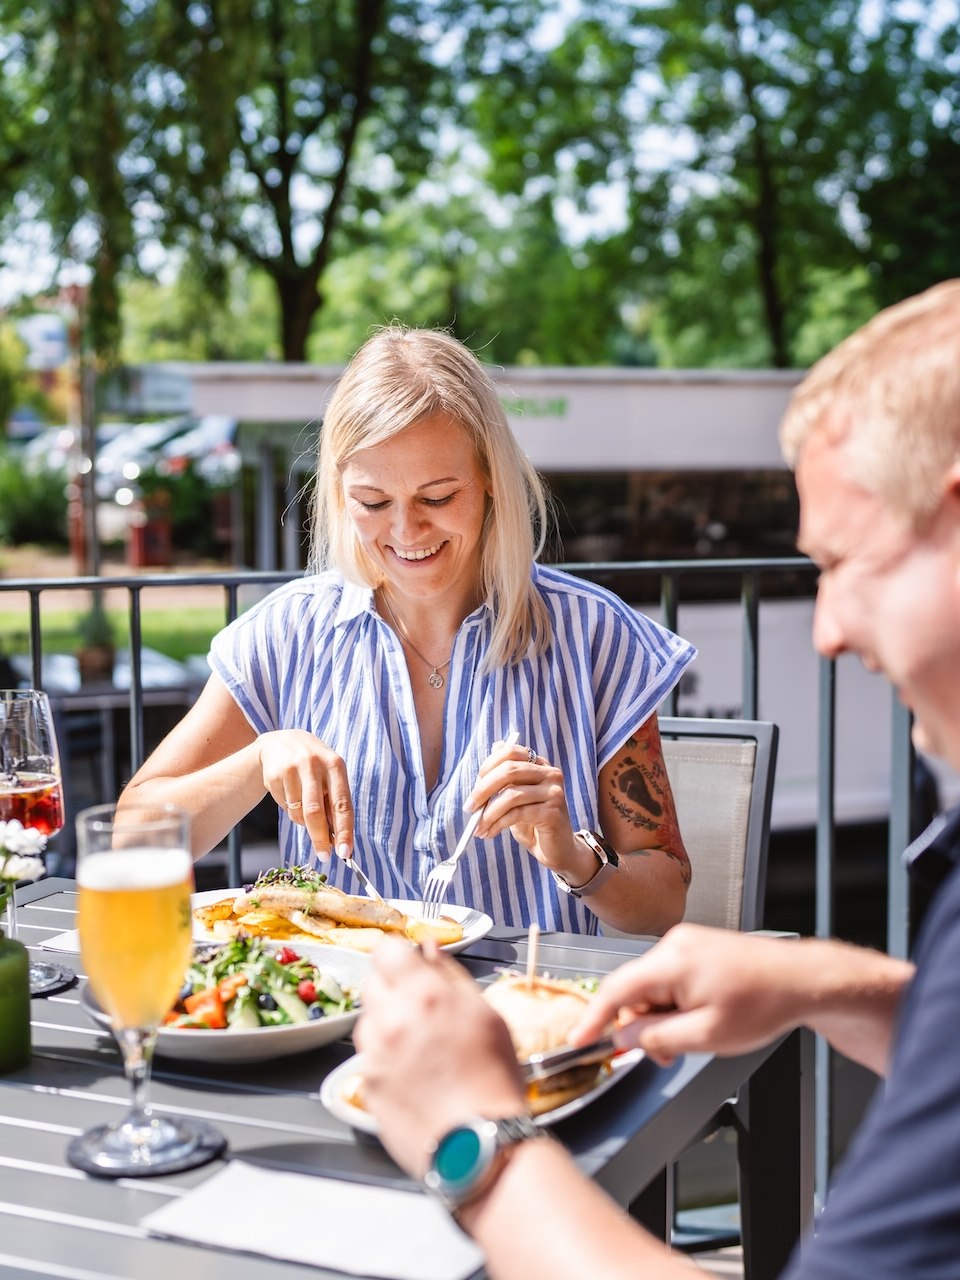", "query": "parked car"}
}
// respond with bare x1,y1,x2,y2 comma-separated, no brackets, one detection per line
157,414,240,487
94,417,195,502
